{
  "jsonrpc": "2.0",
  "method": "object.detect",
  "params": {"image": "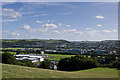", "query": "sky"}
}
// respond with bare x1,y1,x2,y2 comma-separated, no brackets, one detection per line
2,2,118,41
